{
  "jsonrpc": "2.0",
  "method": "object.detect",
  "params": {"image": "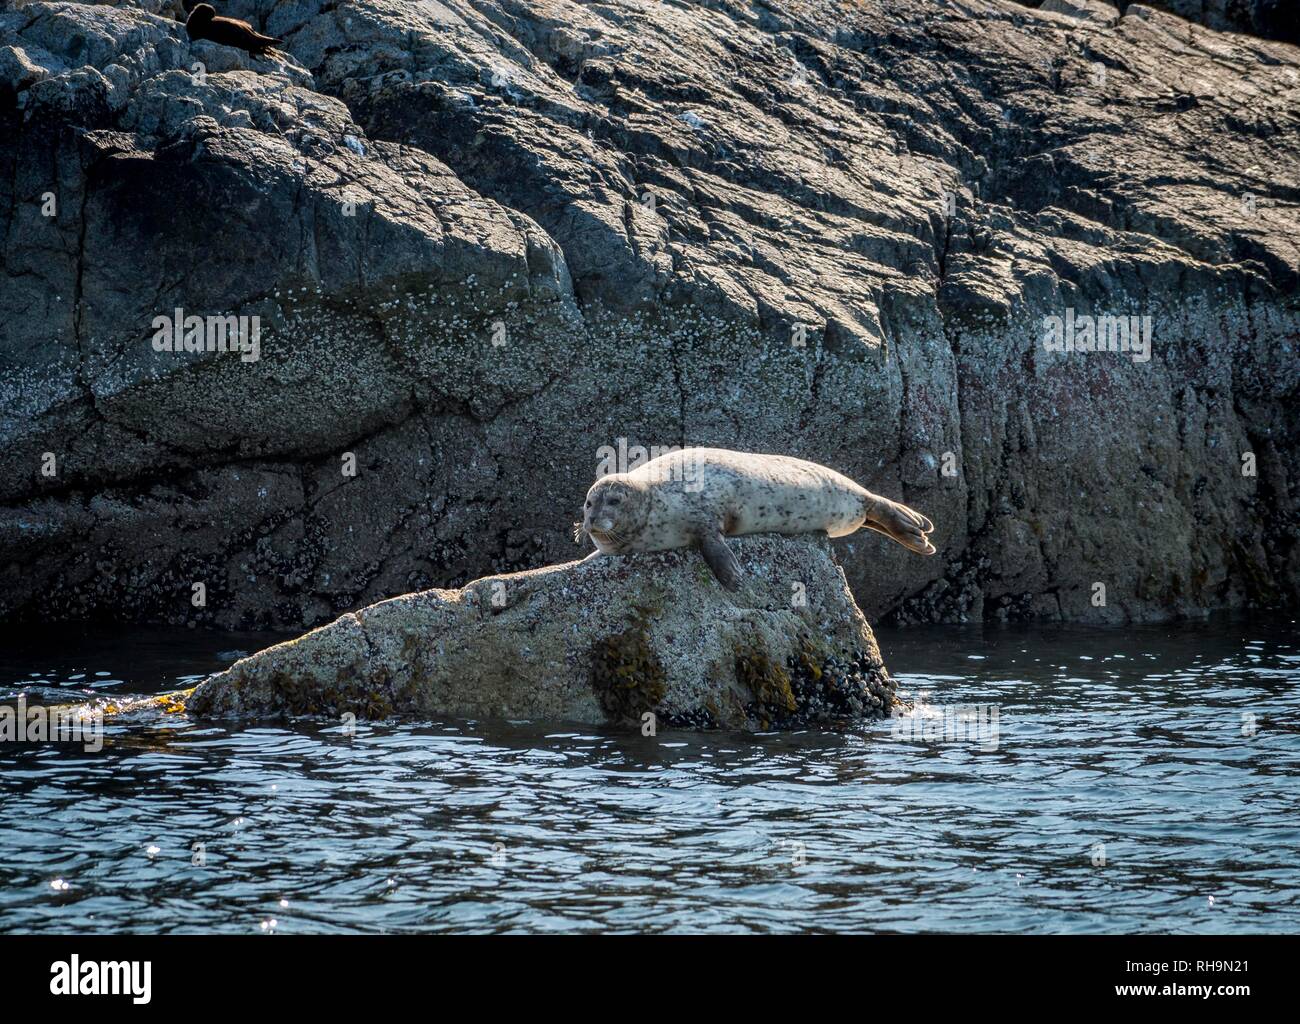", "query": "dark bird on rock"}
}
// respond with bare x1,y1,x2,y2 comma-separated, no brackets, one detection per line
185,4,282,58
